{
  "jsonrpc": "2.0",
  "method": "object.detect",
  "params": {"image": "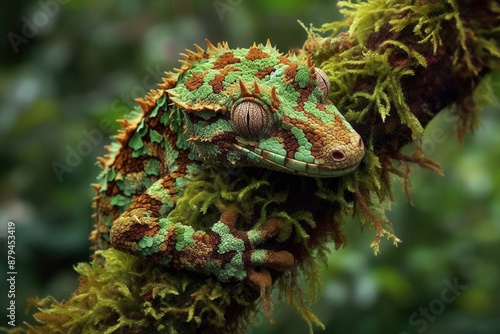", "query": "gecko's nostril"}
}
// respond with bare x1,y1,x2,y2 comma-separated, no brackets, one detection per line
358,136,364,149
331,149,346,161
